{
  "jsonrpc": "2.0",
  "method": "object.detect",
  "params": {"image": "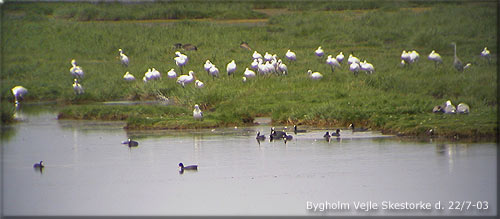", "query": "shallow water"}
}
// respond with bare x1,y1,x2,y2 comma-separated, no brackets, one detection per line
1,108,496,216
